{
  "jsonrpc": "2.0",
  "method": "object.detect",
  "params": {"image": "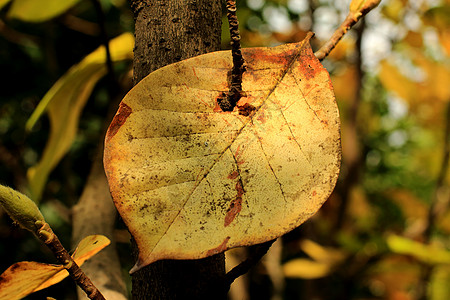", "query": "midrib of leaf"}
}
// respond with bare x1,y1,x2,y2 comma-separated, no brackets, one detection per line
147,39,310,257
